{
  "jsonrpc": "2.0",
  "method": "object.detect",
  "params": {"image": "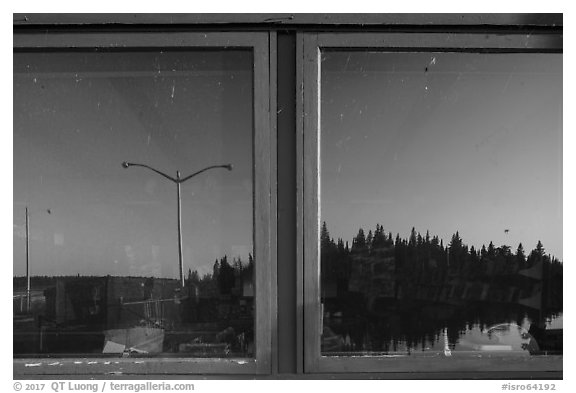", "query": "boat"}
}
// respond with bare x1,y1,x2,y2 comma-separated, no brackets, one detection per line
103,326,164,354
